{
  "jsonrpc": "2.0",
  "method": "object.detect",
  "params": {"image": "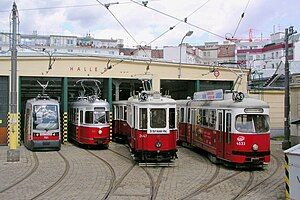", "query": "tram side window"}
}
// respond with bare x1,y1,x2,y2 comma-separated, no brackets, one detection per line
127,106,132,125
209,110,216,129
180,108,185,122
85,111,93,124
139,108,147,129
202,109,208,126
113,106,116,120
169,108,176,129
106,111,109,124
226,113,231,143
124,106,127,120
218,112,223,142
120,106,124,120
133,106,136,128
116,106,119,120
187,108,191,123
75,108,78,123
80,110,83,124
